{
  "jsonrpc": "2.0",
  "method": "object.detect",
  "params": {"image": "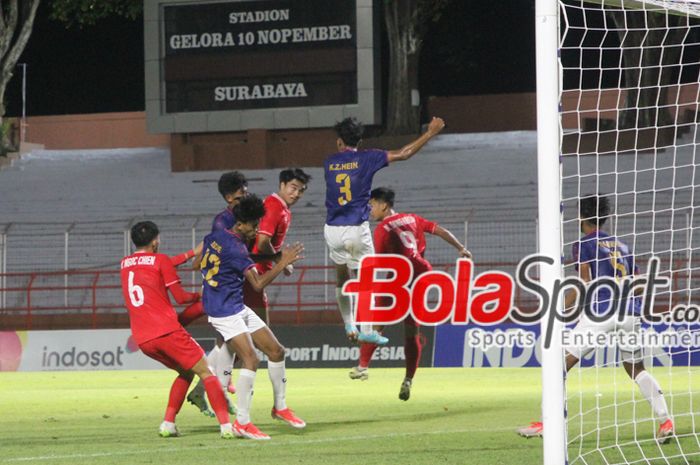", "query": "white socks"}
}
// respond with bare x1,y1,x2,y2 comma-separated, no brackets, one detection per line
215,344,235,389
236,369,256,425
206,345,220,369
268,360,287,411
336,287,354,327
635,371,670,422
